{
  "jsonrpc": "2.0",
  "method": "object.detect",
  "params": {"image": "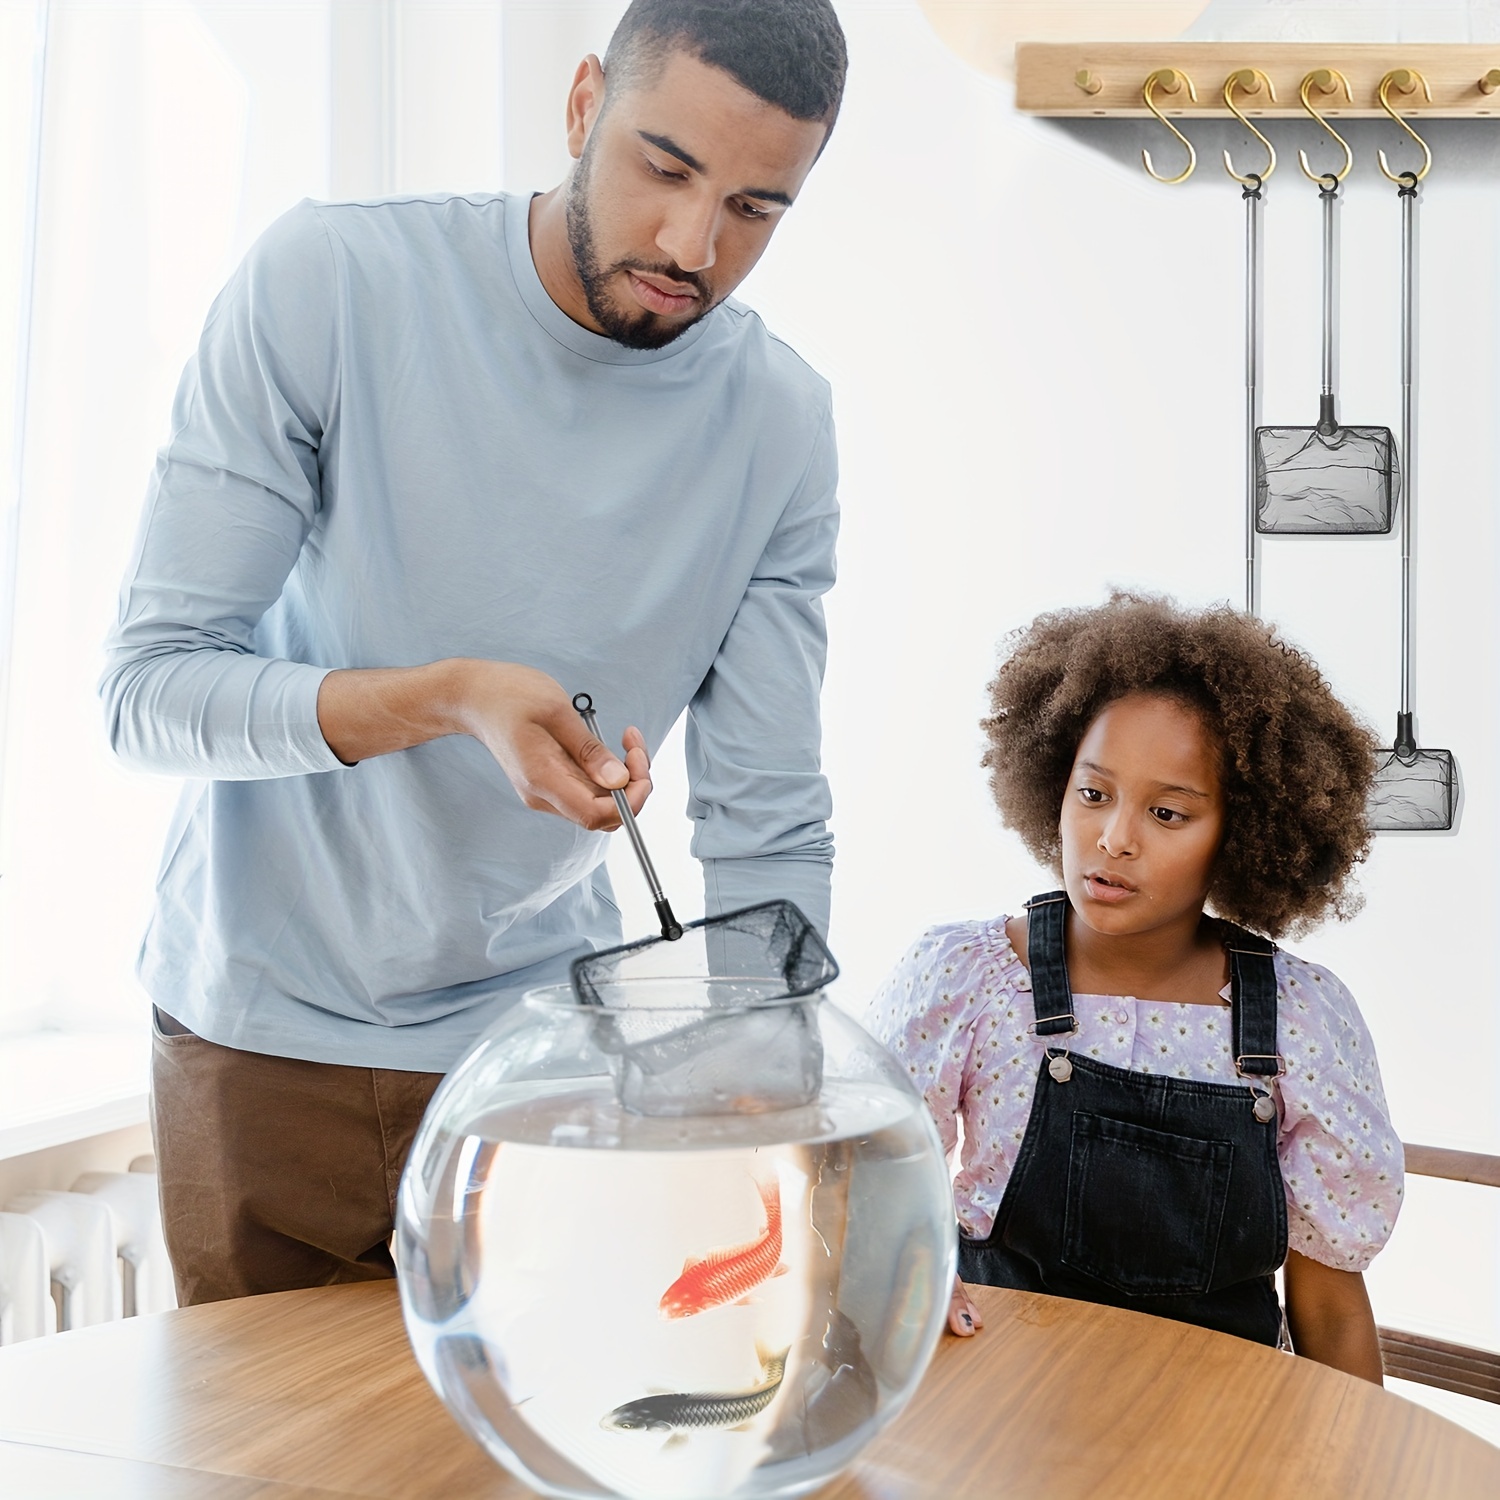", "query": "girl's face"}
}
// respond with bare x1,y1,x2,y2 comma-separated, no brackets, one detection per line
1059,692,1225,939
